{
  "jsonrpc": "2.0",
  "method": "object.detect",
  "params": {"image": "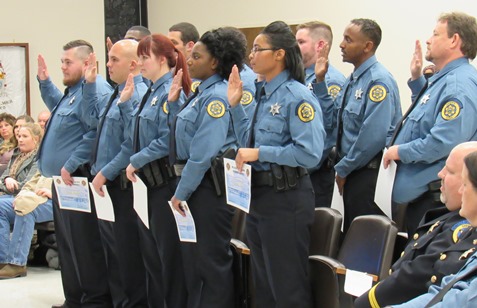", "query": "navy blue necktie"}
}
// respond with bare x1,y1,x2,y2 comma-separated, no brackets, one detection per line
91,86,119,165
132,87,152,153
